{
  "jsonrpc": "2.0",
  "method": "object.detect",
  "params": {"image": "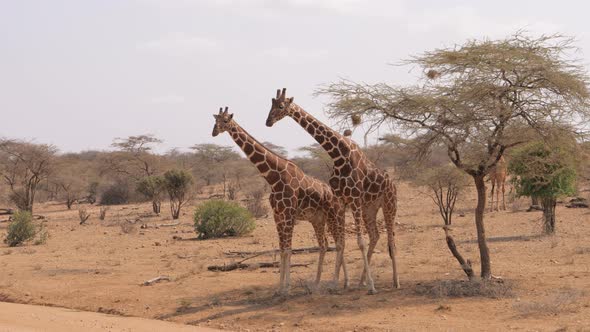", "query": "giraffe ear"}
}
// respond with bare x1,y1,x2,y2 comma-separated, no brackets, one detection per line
288,97,294,103
213,114,218,119
228,113,234,120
